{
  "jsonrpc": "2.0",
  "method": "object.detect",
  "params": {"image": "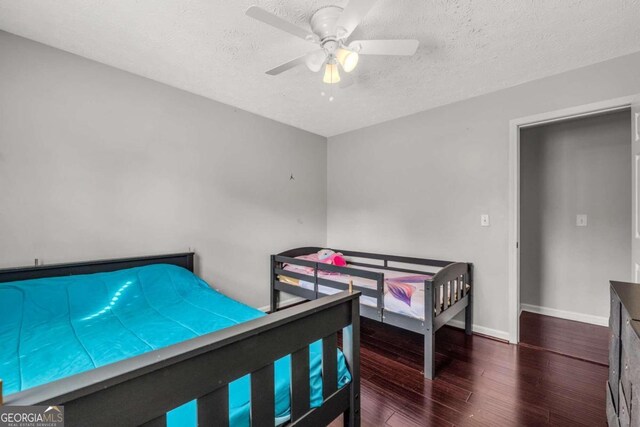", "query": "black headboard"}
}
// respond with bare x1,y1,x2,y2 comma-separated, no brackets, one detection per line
0,252,195,283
